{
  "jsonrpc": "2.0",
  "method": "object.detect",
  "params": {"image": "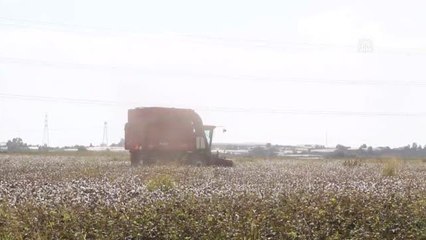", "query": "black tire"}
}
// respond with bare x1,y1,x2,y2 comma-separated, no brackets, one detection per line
130,151,141,167
142,153,155,166
220,159,234,167
176,152,189,164
188,153,208,166
210,157,234,167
